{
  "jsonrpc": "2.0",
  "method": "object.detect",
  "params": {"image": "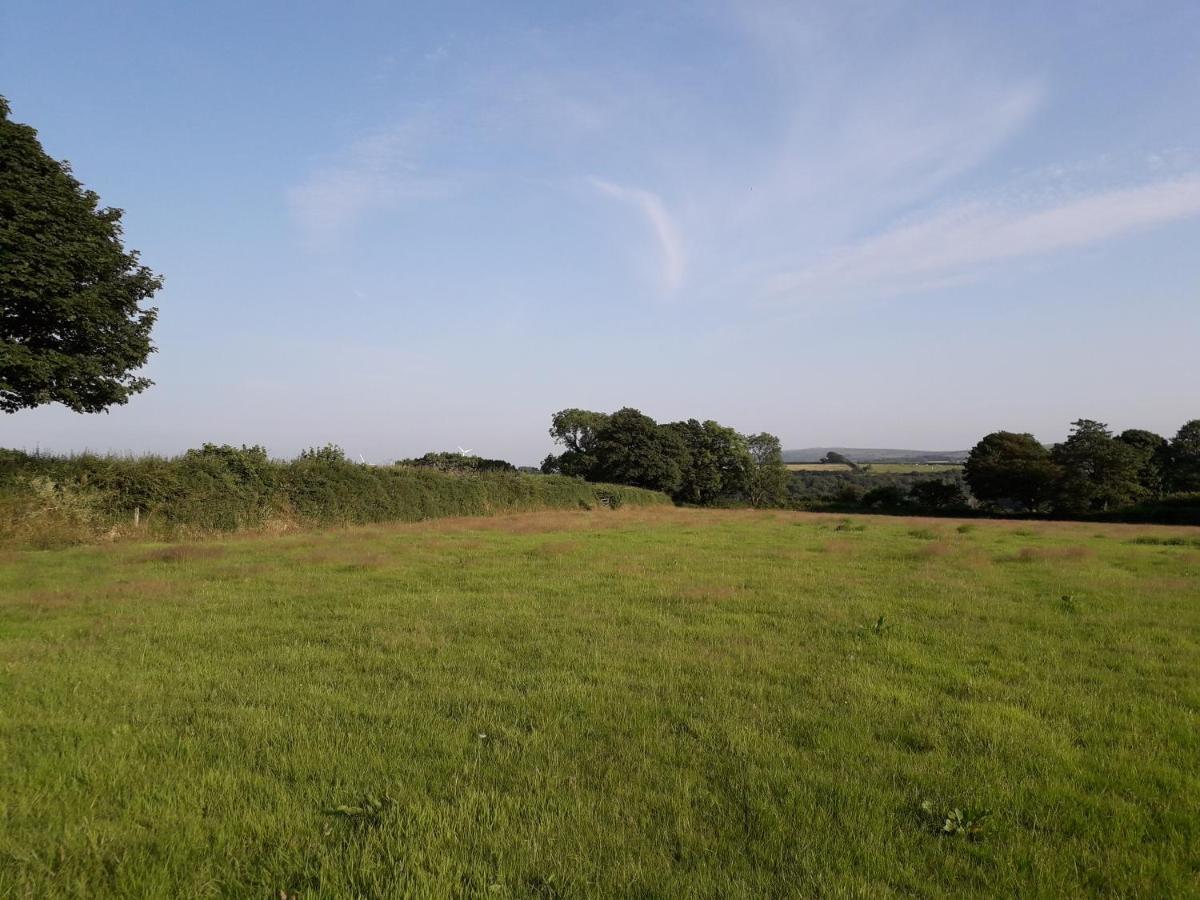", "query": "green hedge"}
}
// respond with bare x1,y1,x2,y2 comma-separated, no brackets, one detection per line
0,446,671,547
1088,493,1200,526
